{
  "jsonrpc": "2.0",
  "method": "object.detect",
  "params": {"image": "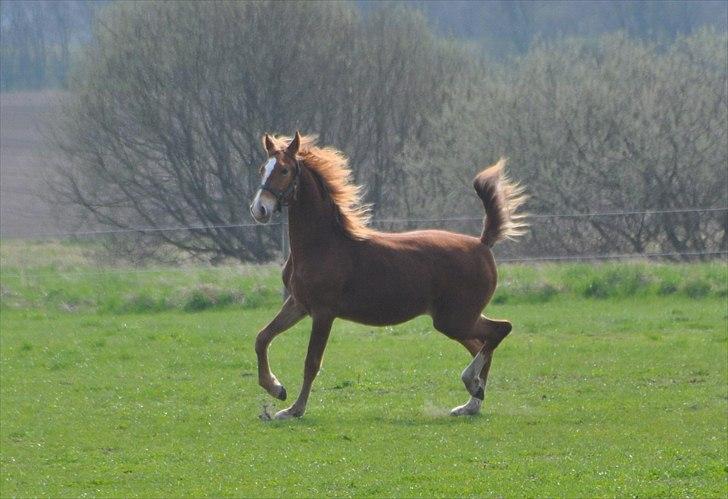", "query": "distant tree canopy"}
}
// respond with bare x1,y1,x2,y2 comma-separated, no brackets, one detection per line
412,31,728,257
0,0,103,91
53,1,727,262
3,0,725,90
388,0,728,57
